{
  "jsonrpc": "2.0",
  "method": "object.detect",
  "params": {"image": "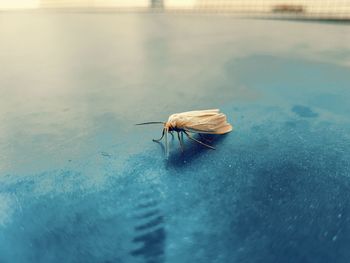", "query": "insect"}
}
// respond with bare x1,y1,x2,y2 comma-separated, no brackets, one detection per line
136,109,233,156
